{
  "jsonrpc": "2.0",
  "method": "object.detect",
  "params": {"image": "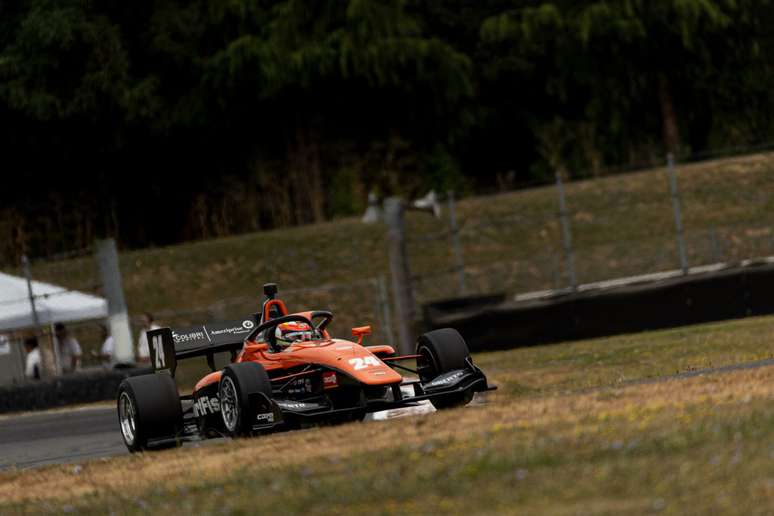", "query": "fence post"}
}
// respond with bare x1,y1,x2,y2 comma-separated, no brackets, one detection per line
709,227,723,263
667,153,689,274
375,276,395,349
95,239,134,364
555,171,577,290
549,248,561,290
384,197,417,355
447,191,466,295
